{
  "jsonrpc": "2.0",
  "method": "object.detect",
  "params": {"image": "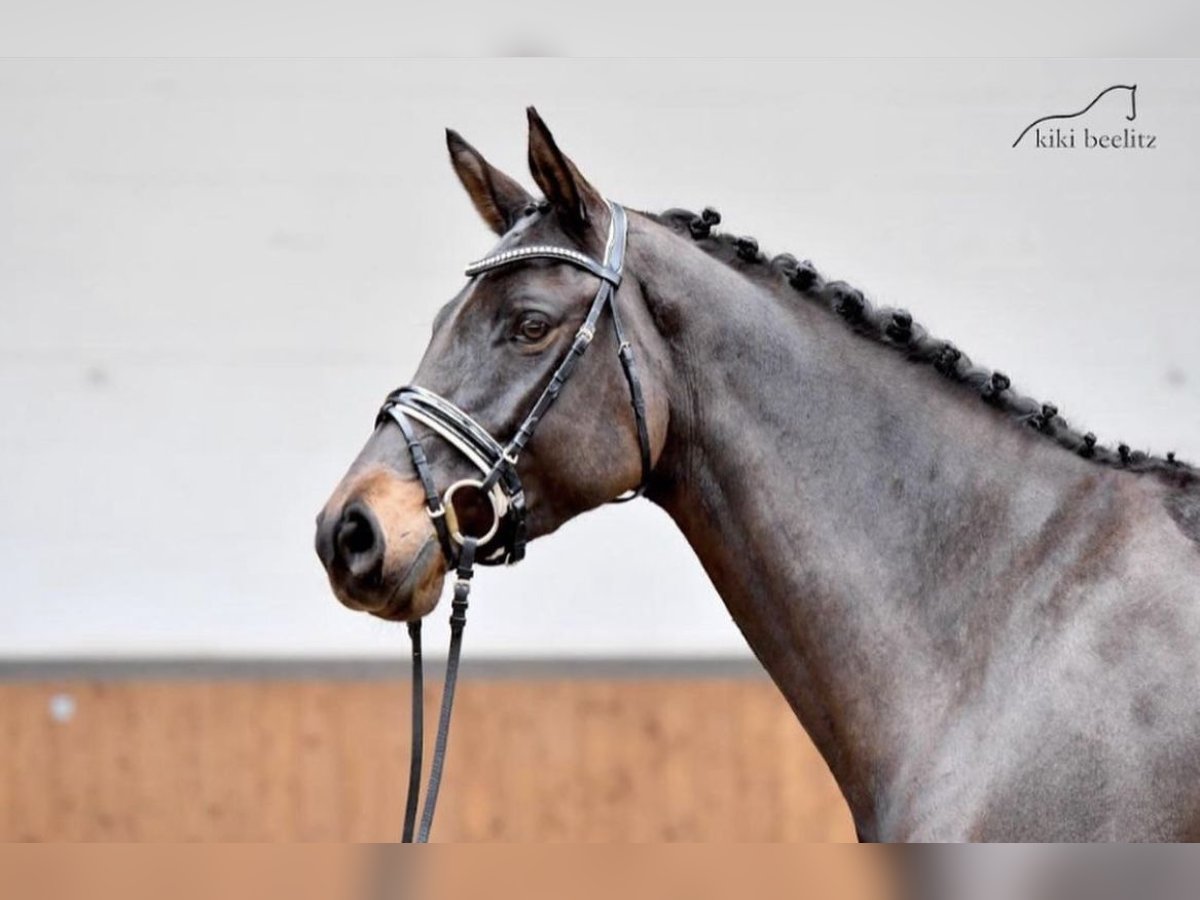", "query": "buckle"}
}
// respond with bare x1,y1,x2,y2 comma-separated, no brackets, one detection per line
442,478,503,547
